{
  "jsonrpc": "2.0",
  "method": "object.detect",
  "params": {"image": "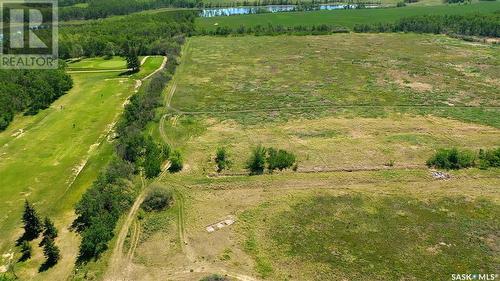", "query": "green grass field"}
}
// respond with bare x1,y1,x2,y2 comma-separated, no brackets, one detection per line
67,56,128,71
196,2,500,31
0,57,163,280
171,34,499,127
241,191,500,280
